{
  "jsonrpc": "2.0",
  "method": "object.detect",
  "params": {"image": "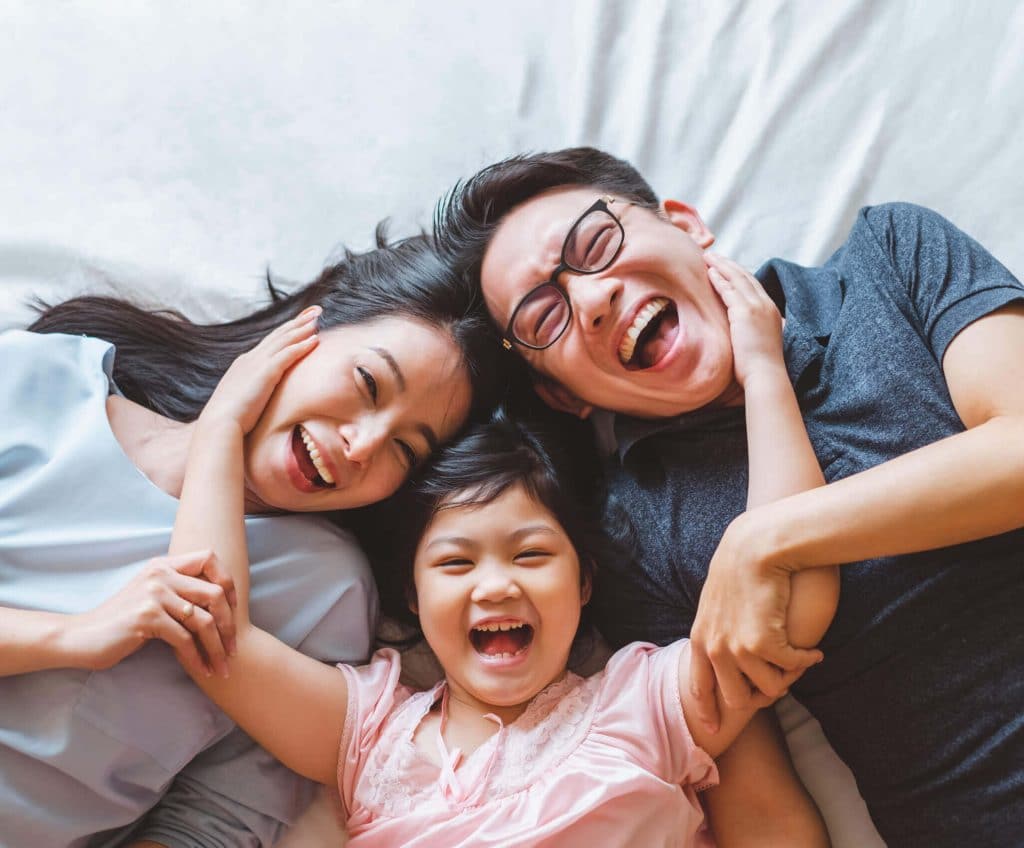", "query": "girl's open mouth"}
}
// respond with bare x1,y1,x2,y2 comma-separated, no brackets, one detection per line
469,622,534,659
